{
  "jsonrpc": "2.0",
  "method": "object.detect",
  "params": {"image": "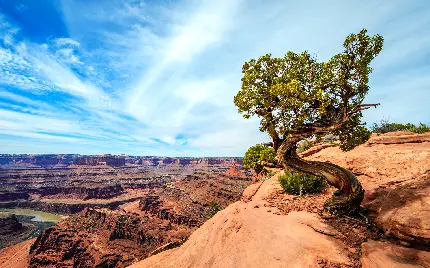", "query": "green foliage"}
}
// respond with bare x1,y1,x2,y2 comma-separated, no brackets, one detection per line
234,29,383,152
206,201,222,218
278,170,326,195
333,115,372,151
371,119,430,134
243,144,276,175
409,123,430,134
297,140,313,153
